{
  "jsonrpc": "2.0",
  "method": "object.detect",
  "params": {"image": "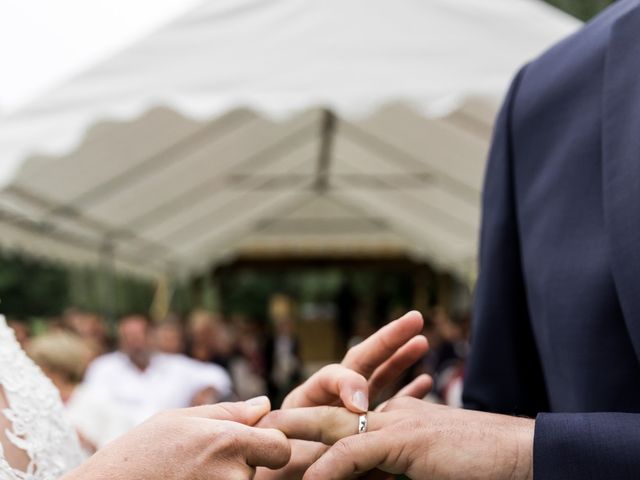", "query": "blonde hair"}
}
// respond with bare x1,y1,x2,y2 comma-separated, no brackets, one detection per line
28,332,91,384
